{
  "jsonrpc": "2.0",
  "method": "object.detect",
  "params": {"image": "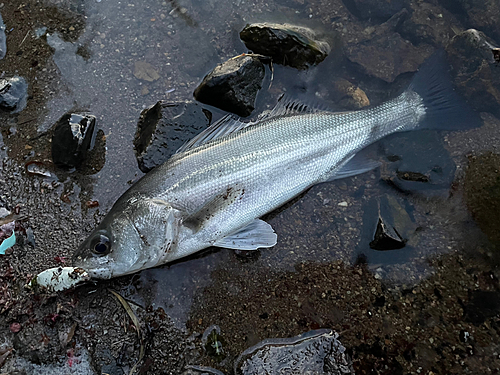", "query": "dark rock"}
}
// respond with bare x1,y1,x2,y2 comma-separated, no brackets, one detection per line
0,76,28,113
193,55,264,117
0,13,5,59
446,29,500,117
234,329,353,375
464,152,500,246
240,23,331,70
463,290,500,325
398,3,460,46
134,101,211,173
343,0,409,21
369,195,412,251
51,113,96,169
380,131,456,196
